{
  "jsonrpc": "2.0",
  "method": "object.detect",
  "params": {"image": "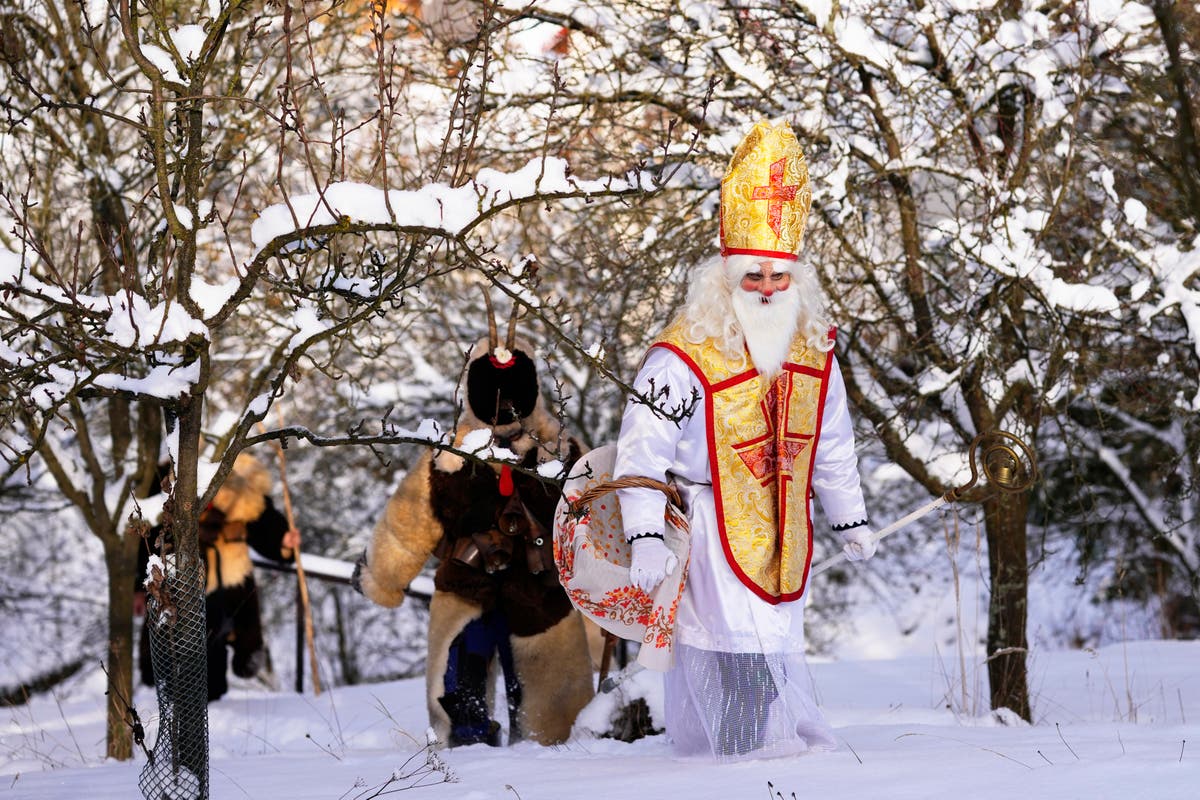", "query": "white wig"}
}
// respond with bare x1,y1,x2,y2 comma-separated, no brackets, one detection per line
675,254,835,364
